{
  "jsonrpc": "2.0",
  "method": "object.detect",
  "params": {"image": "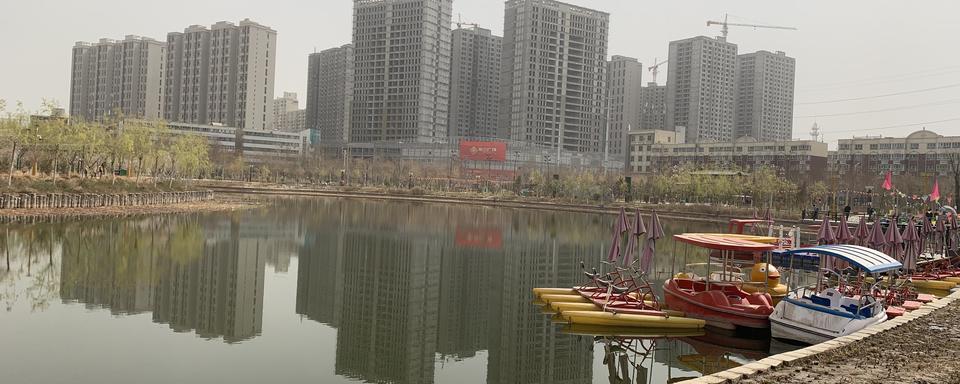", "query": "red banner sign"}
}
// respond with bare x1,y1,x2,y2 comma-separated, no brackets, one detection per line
455,227,503,249
460,140,506,162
